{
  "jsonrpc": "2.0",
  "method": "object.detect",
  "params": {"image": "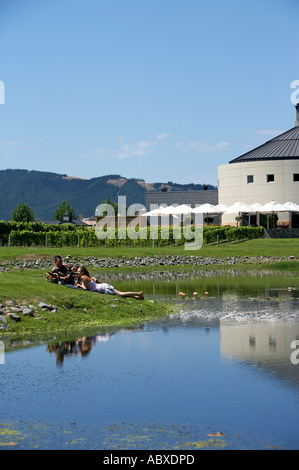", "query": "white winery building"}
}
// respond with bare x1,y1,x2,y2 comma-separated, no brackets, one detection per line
218,104,299,226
